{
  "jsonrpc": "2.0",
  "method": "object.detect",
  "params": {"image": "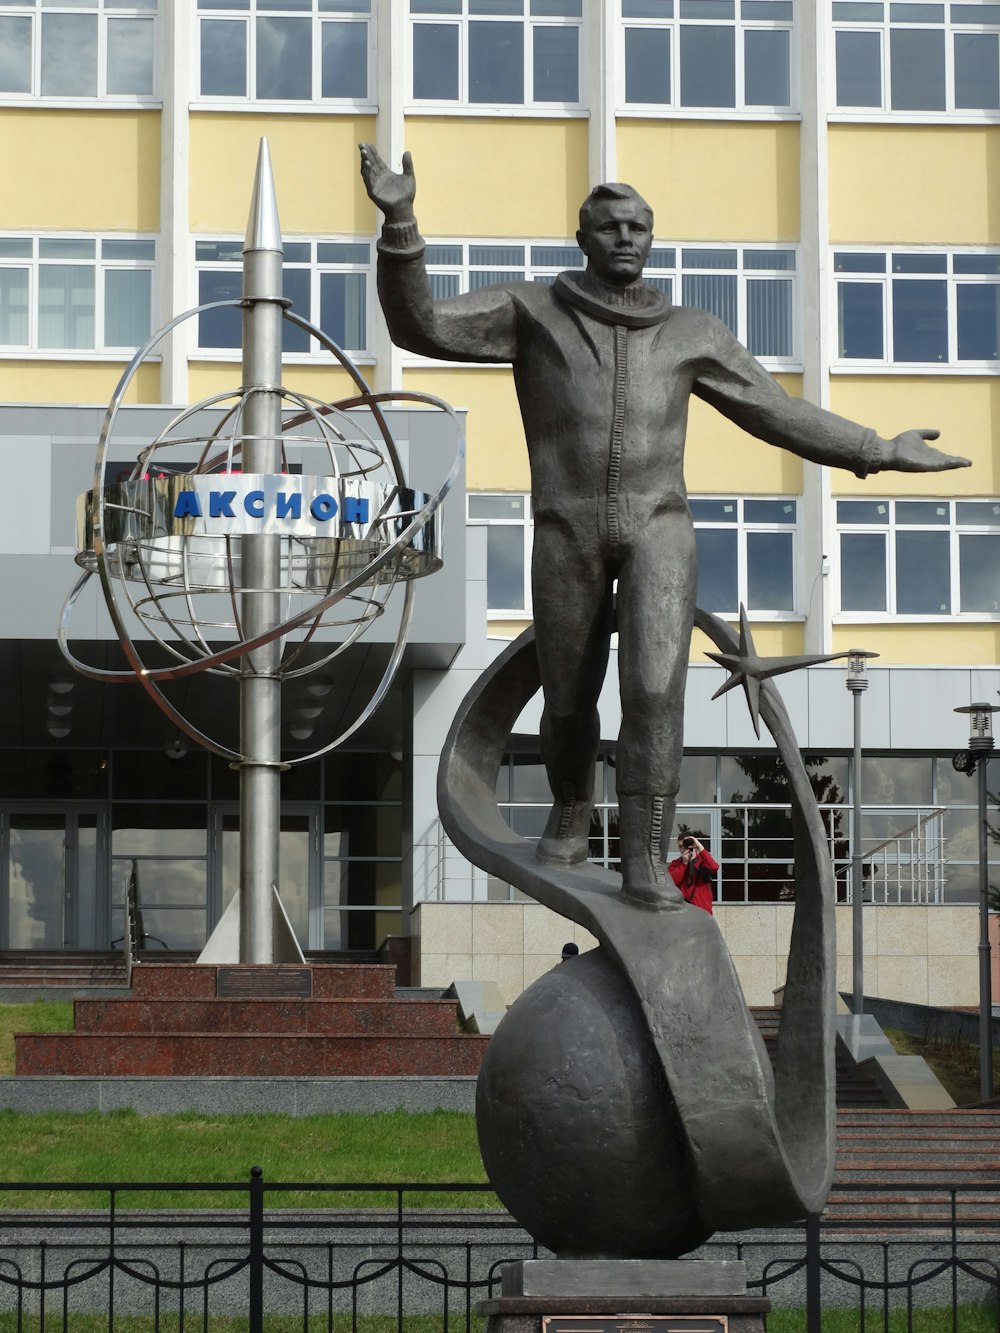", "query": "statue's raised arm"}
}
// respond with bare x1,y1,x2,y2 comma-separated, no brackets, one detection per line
358,143,518,363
